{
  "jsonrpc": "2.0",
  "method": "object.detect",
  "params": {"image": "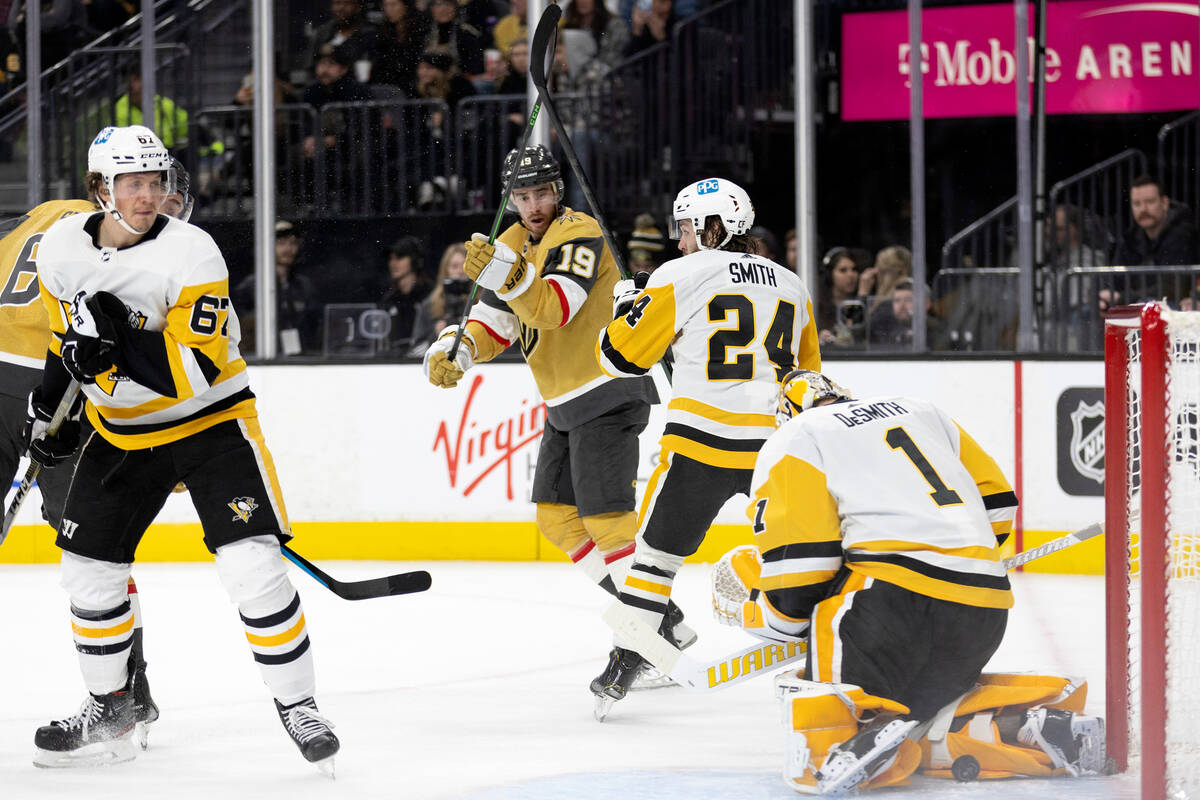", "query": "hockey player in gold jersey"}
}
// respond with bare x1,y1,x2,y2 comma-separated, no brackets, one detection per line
421,146,691,694
591,178,820,711
25,126,337,771
712,369,1104,793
